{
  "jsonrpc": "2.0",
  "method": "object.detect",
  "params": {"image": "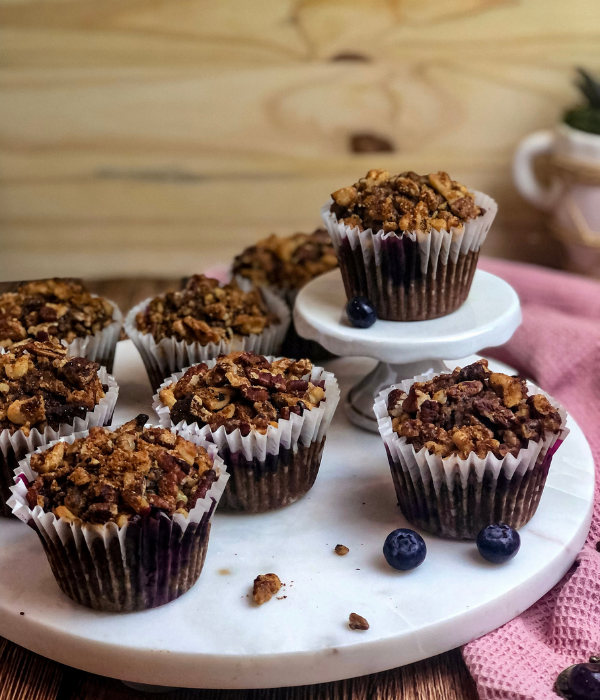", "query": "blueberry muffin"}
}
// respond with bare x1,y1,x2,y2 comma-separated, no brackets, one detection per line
10,415,228,611
154,351,340,513
233,230,338,360
375,359,567,539
126,275,290,391
322,169,497,321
